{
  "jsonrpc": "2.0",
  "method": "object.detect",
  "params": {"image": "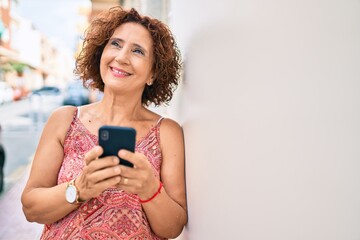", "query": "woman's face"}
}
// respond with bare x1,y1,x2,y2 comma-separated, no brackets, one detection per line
100,22,153,95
